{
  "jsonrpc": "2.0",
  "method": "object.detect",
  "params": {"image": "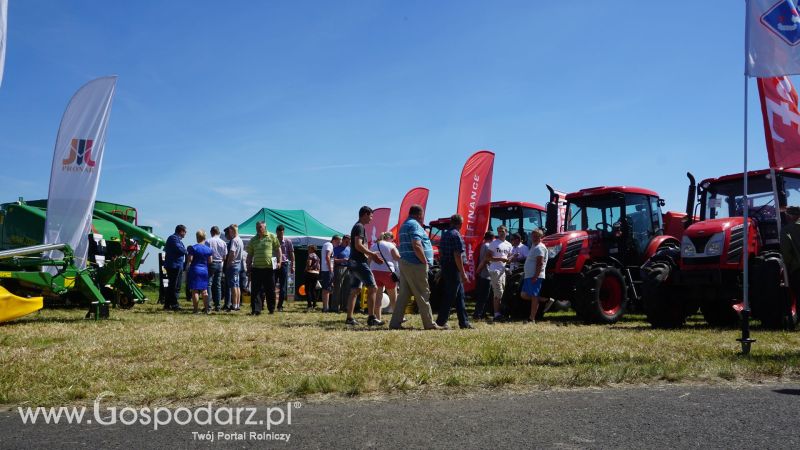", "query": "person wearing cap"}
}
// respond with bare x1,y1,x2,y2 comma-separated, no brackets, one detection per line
780,206,800,301
473,231,495,320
